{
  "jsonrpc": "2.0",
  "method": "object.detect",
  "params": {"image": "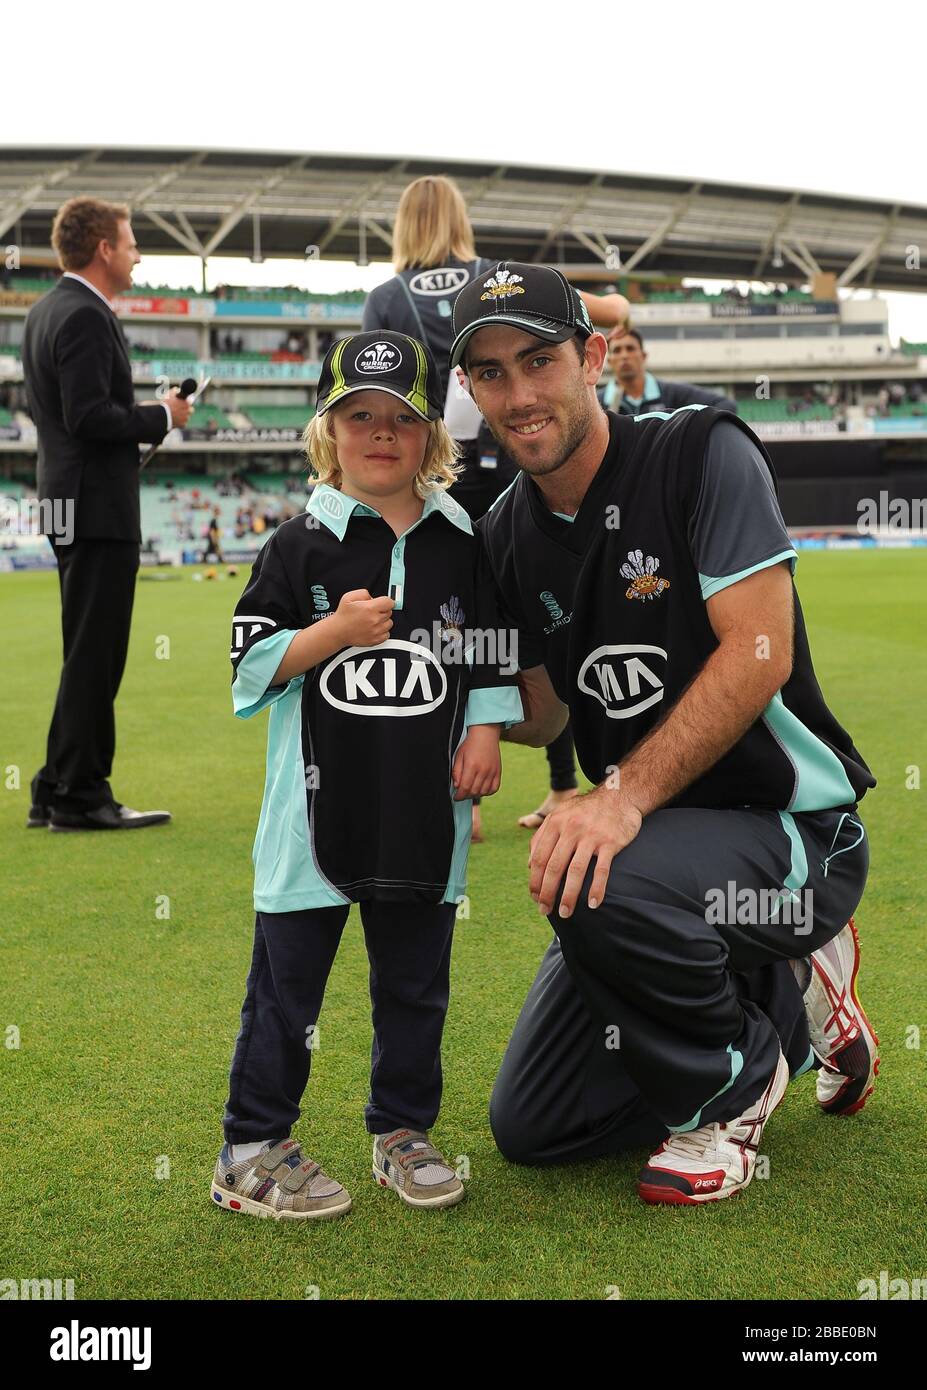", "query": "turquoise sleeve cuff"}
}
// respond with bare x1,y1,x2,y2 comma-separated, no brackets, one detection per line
699,548,797,602
232,630,303,718
466,684,525,730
